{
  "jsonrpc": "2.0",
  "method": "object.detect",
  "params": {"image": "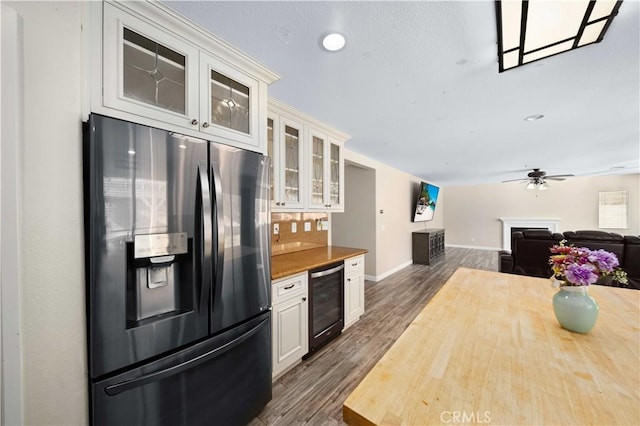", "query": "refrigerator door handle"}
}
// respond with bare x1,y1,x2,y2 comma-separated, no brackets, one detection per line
197,163,213,313
211,161,225,290
104,316,269,397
